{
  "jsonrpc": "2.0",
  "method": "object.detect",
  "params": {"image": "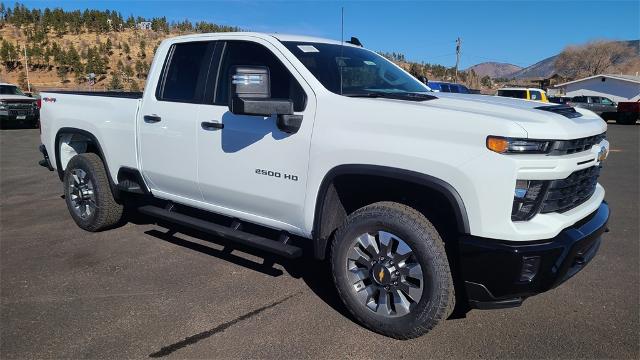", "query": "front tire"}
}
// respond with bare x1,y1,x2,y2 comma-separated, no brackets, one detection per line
330,201,454,339
63,153,123,231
